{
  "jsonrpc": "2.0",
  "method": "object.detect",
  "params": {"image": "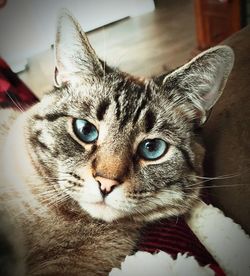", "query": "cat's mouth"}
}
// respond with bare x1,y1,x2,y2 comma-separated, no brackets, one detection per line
81,199,123,222
62,175,130,221
95,201,106,206
87,198,118,211
92,200,109,207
